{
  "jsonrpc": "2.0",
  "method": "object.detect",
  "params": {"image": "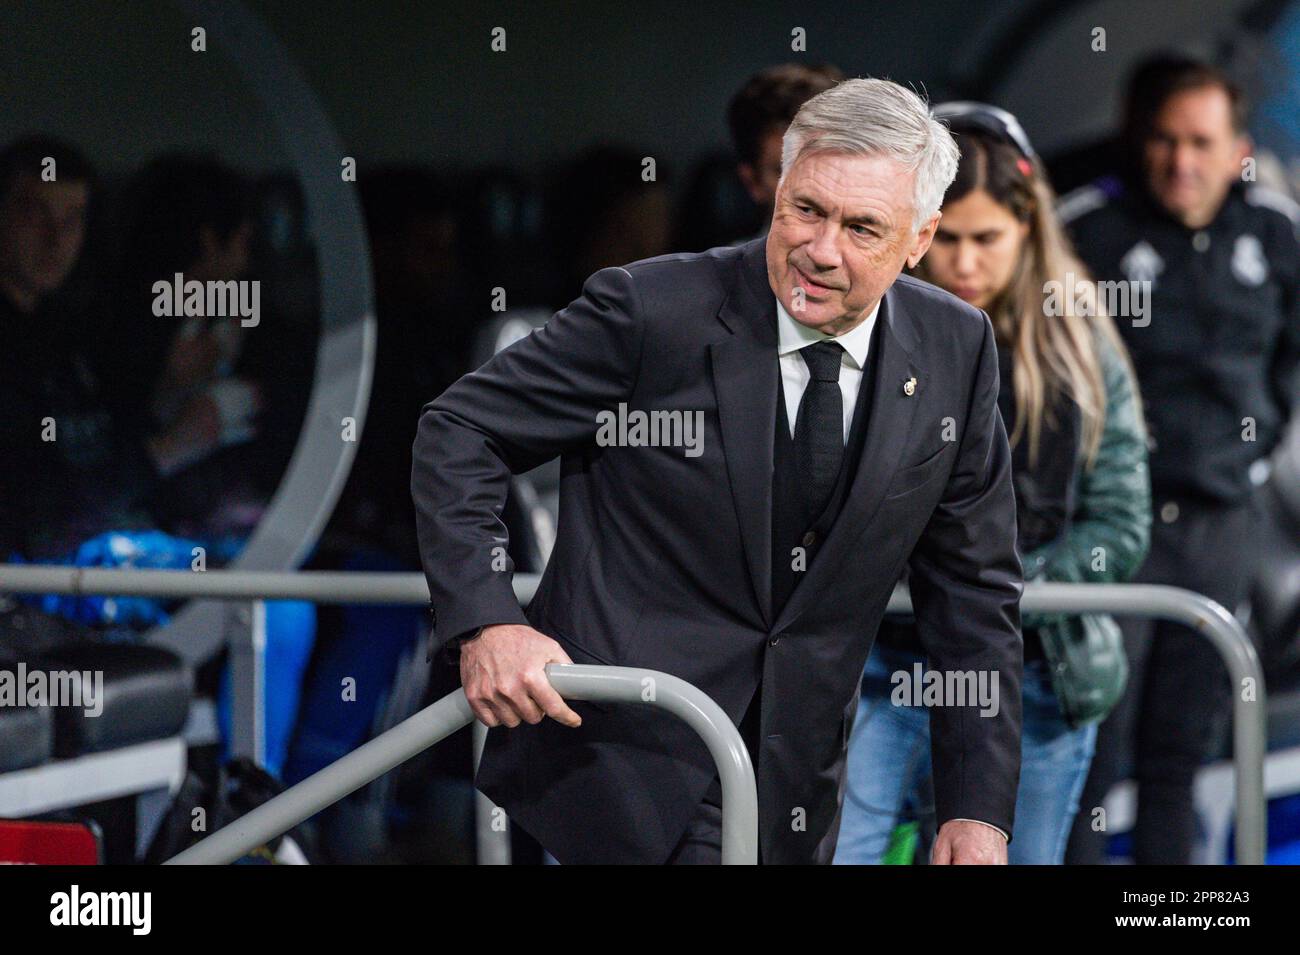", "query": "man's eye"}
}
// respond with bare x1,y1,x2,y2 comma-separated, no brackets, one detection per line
850,224,873,237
